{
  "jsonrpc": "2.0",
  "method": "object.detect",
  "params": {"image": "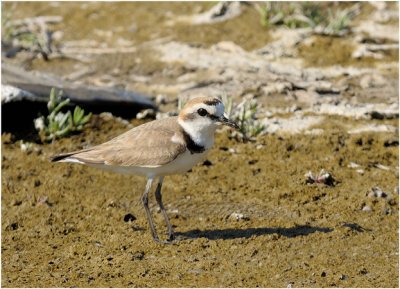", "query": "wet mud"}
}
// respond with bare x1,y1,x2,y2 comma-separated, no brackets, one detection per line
2,115,398,287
